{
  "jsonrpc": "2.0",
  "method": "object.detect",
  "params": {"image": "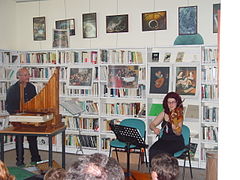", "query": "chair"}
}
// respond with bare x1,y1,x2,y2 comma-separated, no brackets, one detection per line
173,125,193,180
108,118,148,170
